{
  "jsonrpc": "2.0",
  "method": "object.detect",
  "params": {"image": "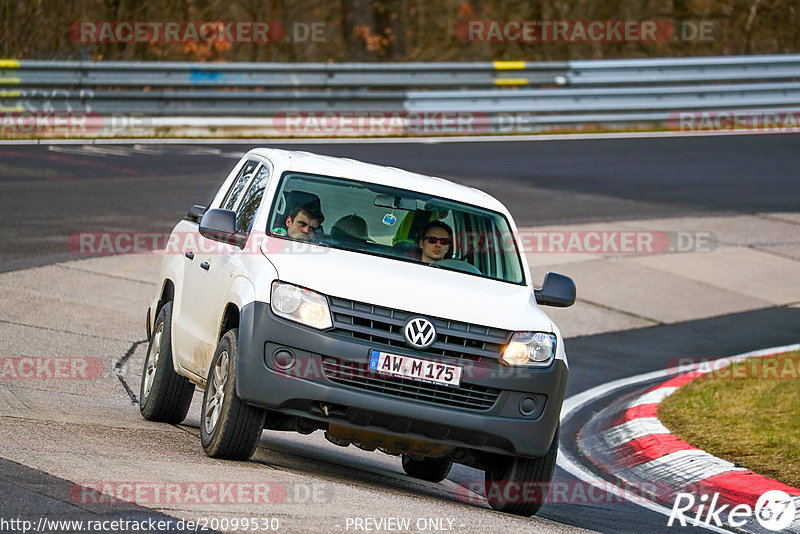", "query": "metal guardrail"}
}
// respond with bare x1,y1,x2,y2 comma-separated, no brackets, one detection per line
566,55,800,85
1,55,798,133
0,59,570,88
12,89,407,114
409,83,800,113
